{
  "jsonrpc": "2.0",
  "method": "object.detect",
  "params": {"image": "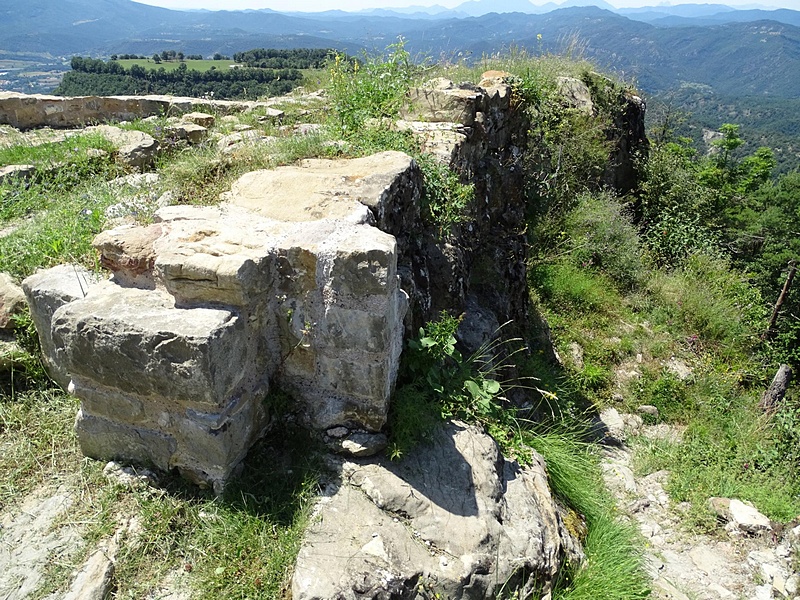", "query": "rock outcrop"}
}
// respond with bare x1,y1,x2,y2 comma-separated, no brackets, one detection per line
294,421,582,600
